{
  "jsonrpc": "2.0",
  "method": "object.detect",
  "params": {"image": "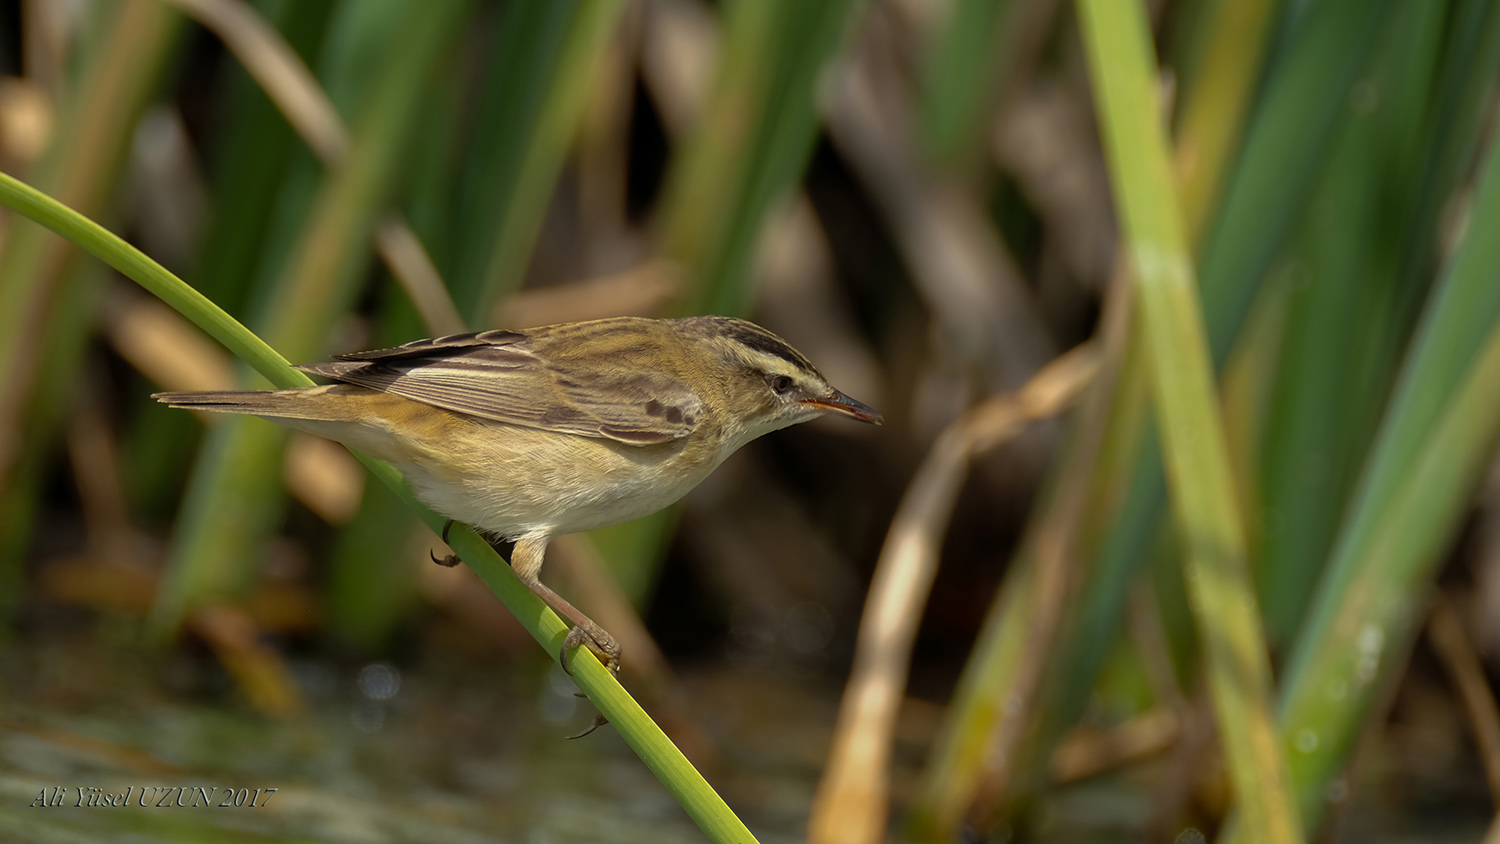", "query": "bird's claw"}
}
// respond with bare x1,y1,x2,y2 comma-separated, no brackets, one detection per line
431,519,461,566
559,626,618,739
558,625,622,677
566,712,610,740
